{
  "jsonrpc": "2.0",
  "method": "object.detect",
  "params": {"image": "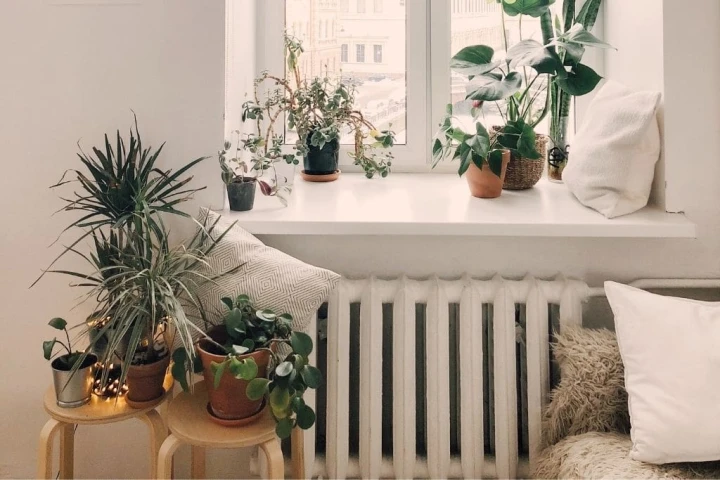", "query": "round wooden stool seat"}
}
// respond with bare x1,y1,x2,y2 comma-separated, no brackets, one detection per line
167,381,276,448
158,380,302,479
38,377,171,479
